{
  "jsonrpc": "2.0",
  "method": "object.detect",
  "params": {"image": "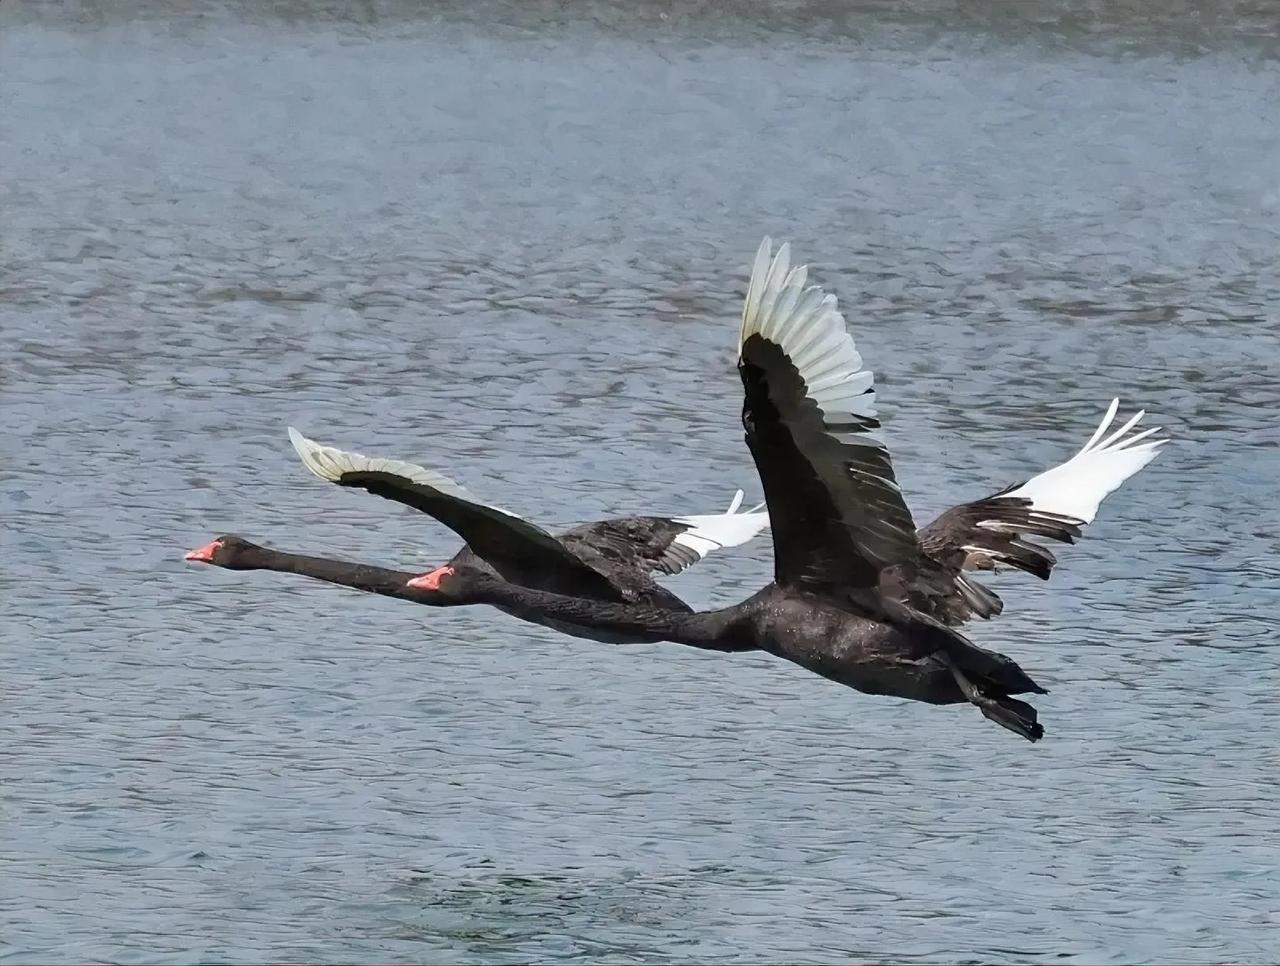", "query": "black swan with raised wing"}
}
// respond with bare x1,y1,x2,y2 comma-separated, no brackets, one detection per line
390,238,1164,740
278,428,768,608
